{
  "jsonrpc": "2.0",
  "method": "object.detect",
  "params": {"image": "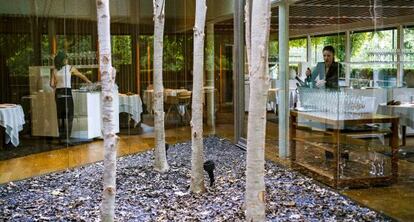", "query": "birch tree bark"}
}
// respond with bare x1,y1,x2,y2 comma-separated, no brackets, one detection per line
153,0,169,172
245,0,271,221
96,0,119,221
190,0,207,194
